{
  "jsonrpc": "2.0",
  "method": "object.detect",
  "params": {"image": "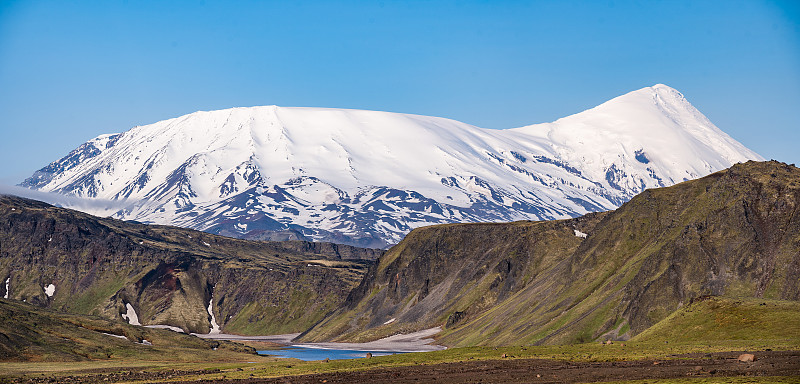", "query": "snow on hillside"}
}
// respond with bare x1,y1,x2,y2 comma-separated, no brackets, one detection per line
21,85,763,248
